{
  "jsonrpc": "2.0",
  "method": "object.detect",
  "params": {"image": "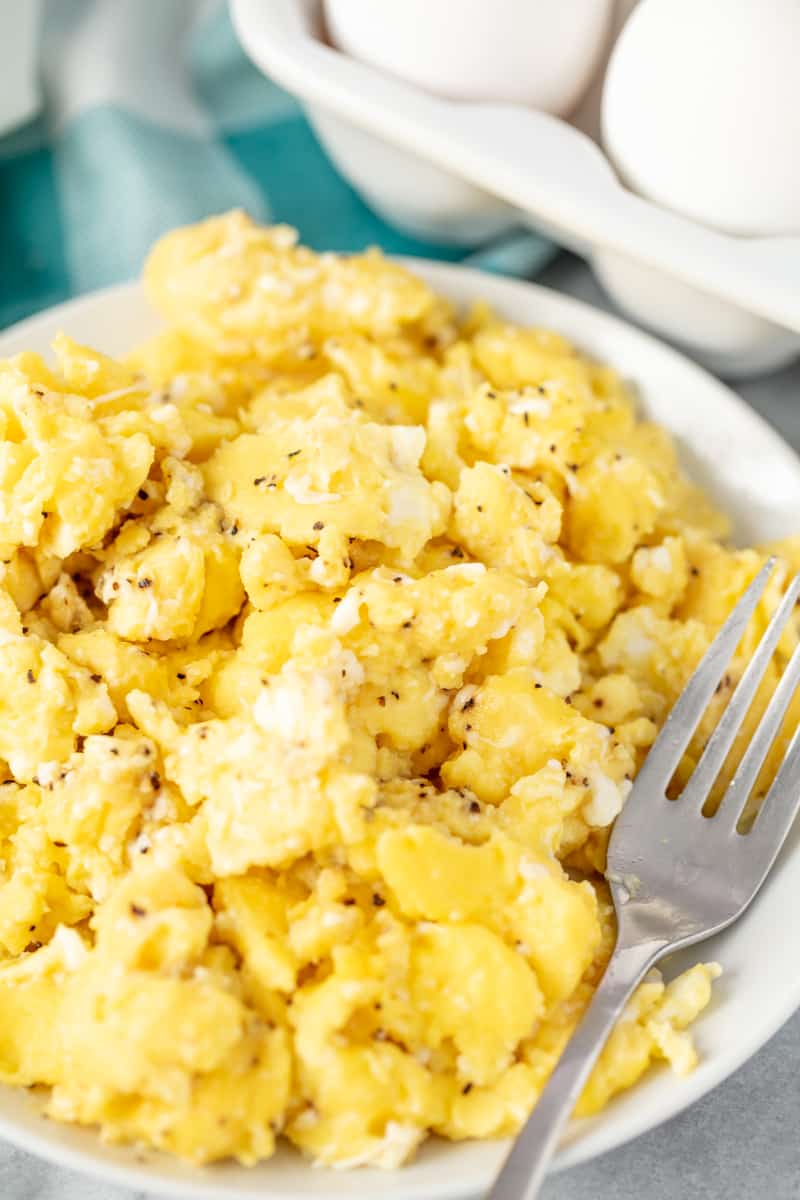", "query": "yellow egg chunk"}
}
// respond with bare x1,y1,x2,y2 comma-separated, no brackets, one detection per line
544,559,623,633
57,628,174,720
214,875,298,998
238,534,305,610
377,826,519,921
410,923,544,1087
204,379,450,568
0,365,154,559
443,673,633,809
38,734,167,901
506,867,601,1005
323,331,441,424
96,504,244,643
0,622,116,782
0,548,49,612
631,536,689,606
144,211,445,356
0,788,93,957
450,462,562,579
567,454,664,564
128,638,376,876
0,213,787,1169
576,963,721,1116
